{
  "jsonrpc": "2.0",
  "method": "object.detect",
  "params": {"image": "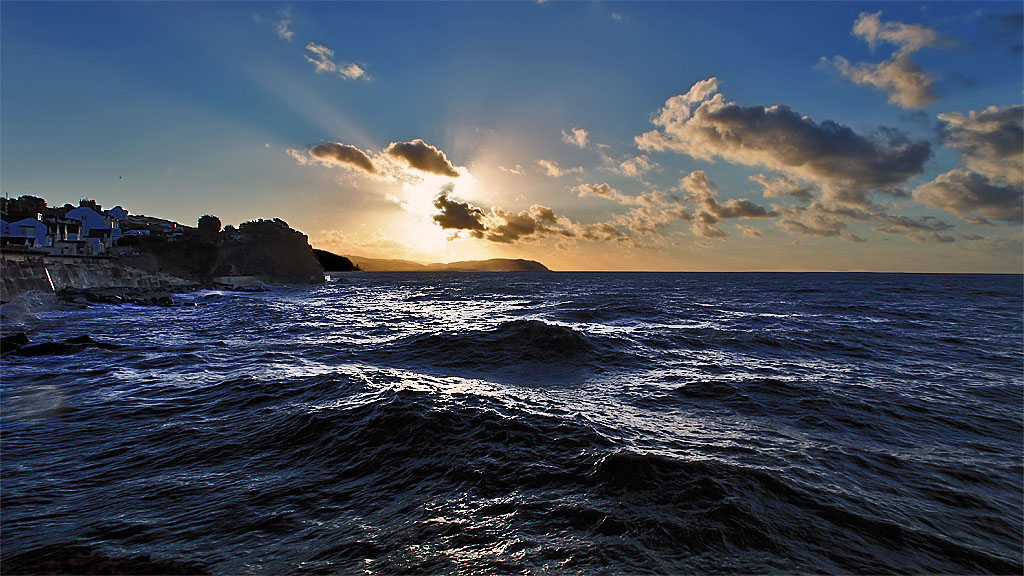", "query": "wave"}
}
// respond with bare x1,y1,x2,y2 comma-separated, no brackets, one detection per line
376,319,599,369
